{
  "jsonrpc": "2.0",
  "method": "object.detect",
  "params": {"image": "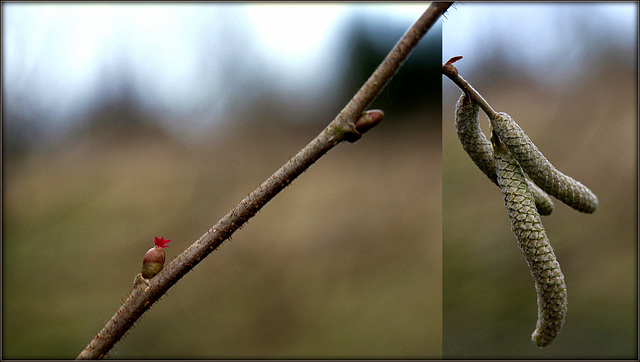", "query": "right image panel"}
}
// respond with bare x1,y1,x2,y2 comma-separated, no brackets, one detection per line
442,2,638,359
